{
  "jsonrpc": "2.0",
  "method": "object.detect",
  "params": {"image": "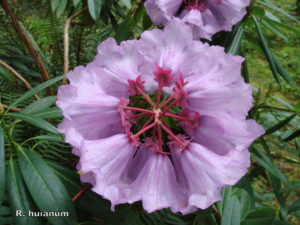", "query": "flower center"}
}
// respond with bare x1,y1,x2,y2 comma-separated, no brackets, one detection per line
119,66,200,154
183,0,221,11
